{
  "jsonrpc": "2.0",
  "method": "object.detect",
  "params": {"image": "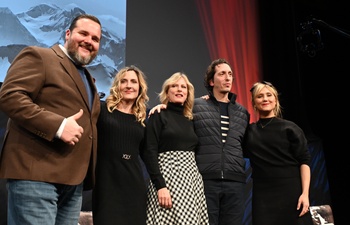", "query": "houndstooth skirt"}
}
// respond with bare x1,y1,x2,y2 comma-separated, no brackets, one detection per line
146,151,209,225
